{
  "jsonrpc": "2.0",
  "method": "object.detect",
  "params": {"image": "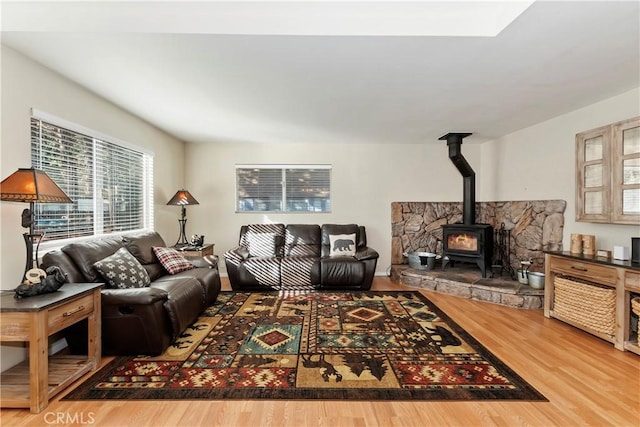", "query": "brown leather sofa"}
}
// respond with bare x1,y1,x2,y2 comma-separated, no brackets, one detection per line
41,230,221,355
224,224,379,291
